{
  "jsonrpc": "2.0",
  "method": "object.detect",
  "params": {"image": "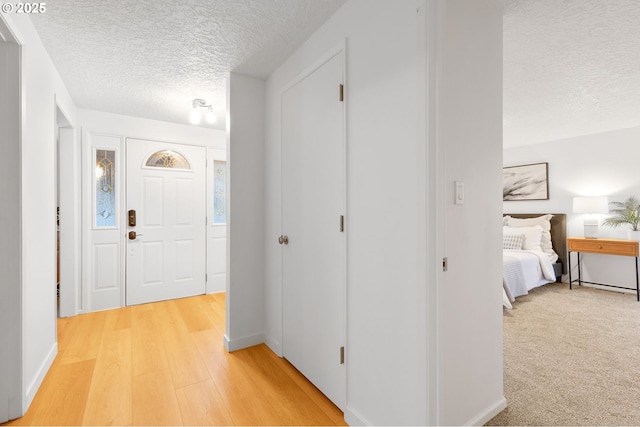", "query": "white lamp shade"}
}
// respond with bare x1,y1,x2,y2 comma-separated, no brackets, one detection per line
573,196,609,214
